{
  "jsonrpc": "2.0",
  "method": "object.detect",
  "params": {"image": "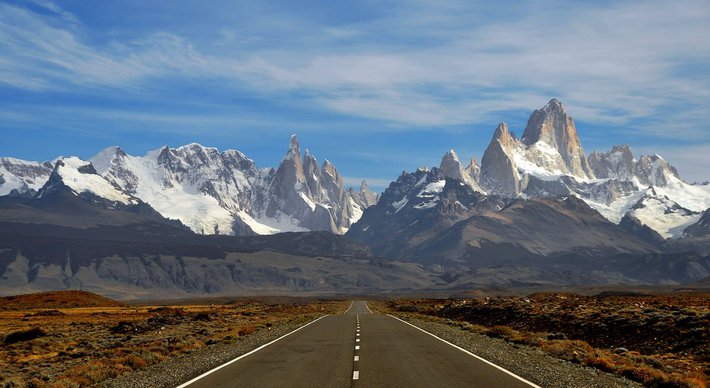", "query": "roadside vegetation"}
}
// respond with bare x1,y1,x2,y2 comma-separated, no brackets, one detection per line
376,292,708,388
0,291,346,387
